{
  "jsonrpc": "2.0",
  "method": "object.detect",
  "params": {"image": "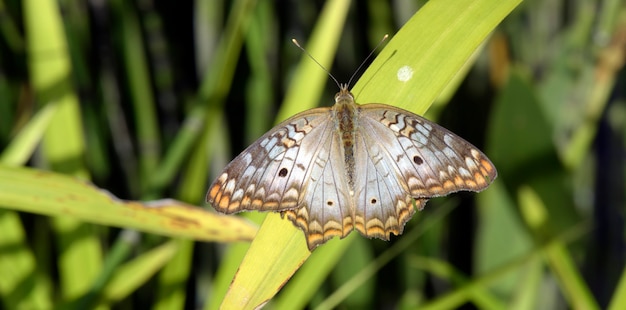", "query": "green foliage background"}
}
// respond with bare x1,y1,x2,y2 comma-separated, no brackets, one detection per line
0,0,625,309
